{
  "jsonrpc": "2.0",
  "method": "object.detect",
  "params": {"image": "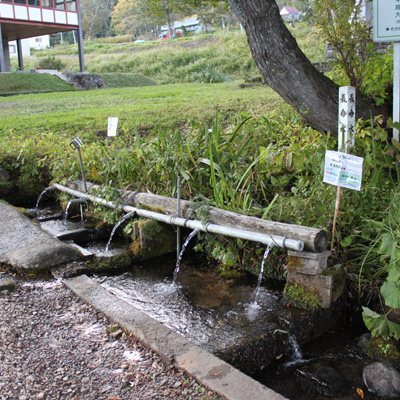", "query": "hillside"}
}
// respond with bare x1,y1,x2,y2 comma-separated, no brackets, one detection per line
14,25,324,85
